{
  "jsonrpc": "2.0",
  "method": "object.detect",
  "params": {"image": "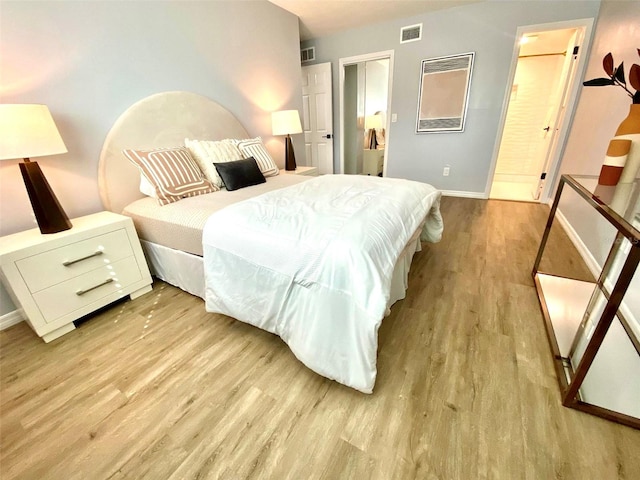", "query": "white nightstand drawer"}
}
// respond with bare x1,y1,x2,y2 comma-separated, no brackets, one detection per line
32,256,143,323
16,228,133,293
